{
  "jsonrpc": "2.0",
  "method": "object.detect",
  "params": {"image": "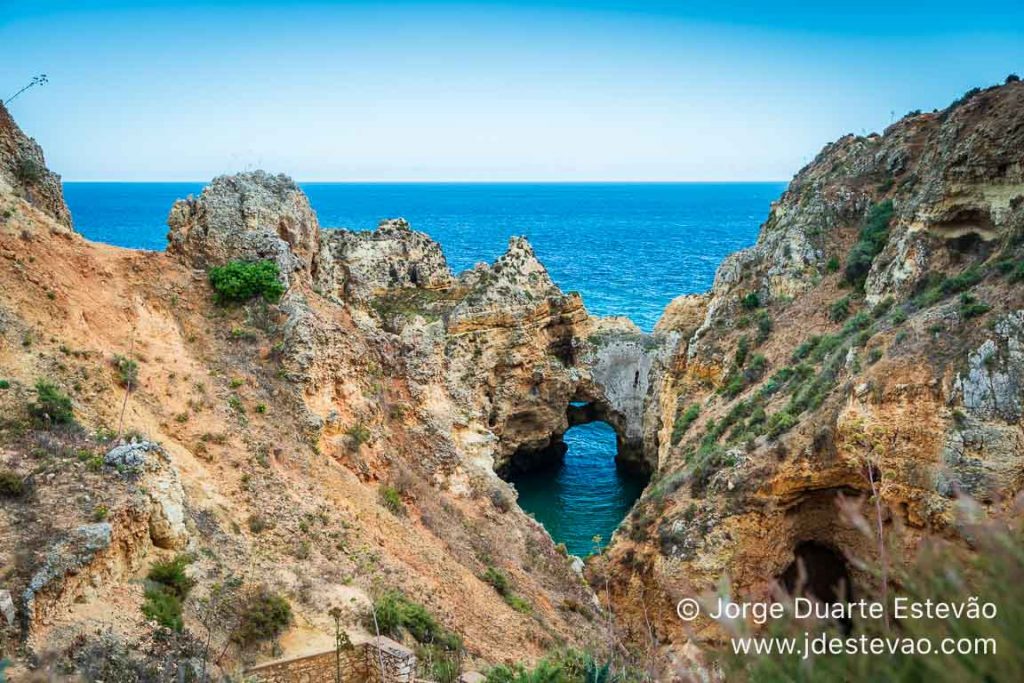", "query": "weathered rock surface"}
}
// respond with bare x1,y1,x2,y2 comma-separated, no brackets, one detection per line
316,218,454,301
597,79,1024,670
167,171,320,283
0,102,72,228
954,310,1024,422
